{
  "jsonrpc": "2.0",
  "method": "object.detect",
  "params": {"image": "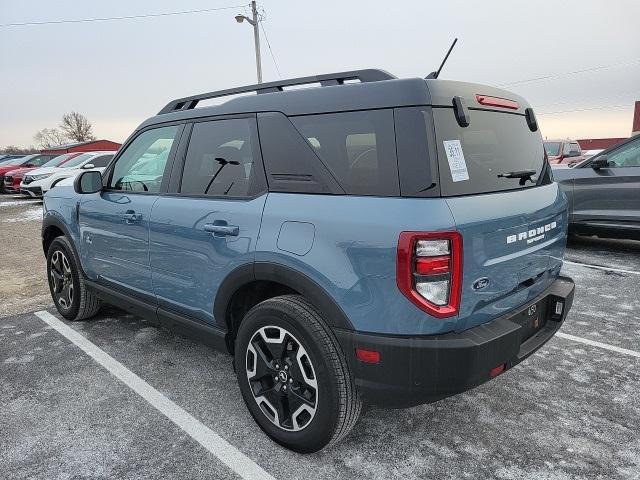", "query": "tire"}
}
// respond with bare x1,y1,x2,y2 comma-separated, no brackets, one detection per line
46,236,101,321
234,294,361,453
